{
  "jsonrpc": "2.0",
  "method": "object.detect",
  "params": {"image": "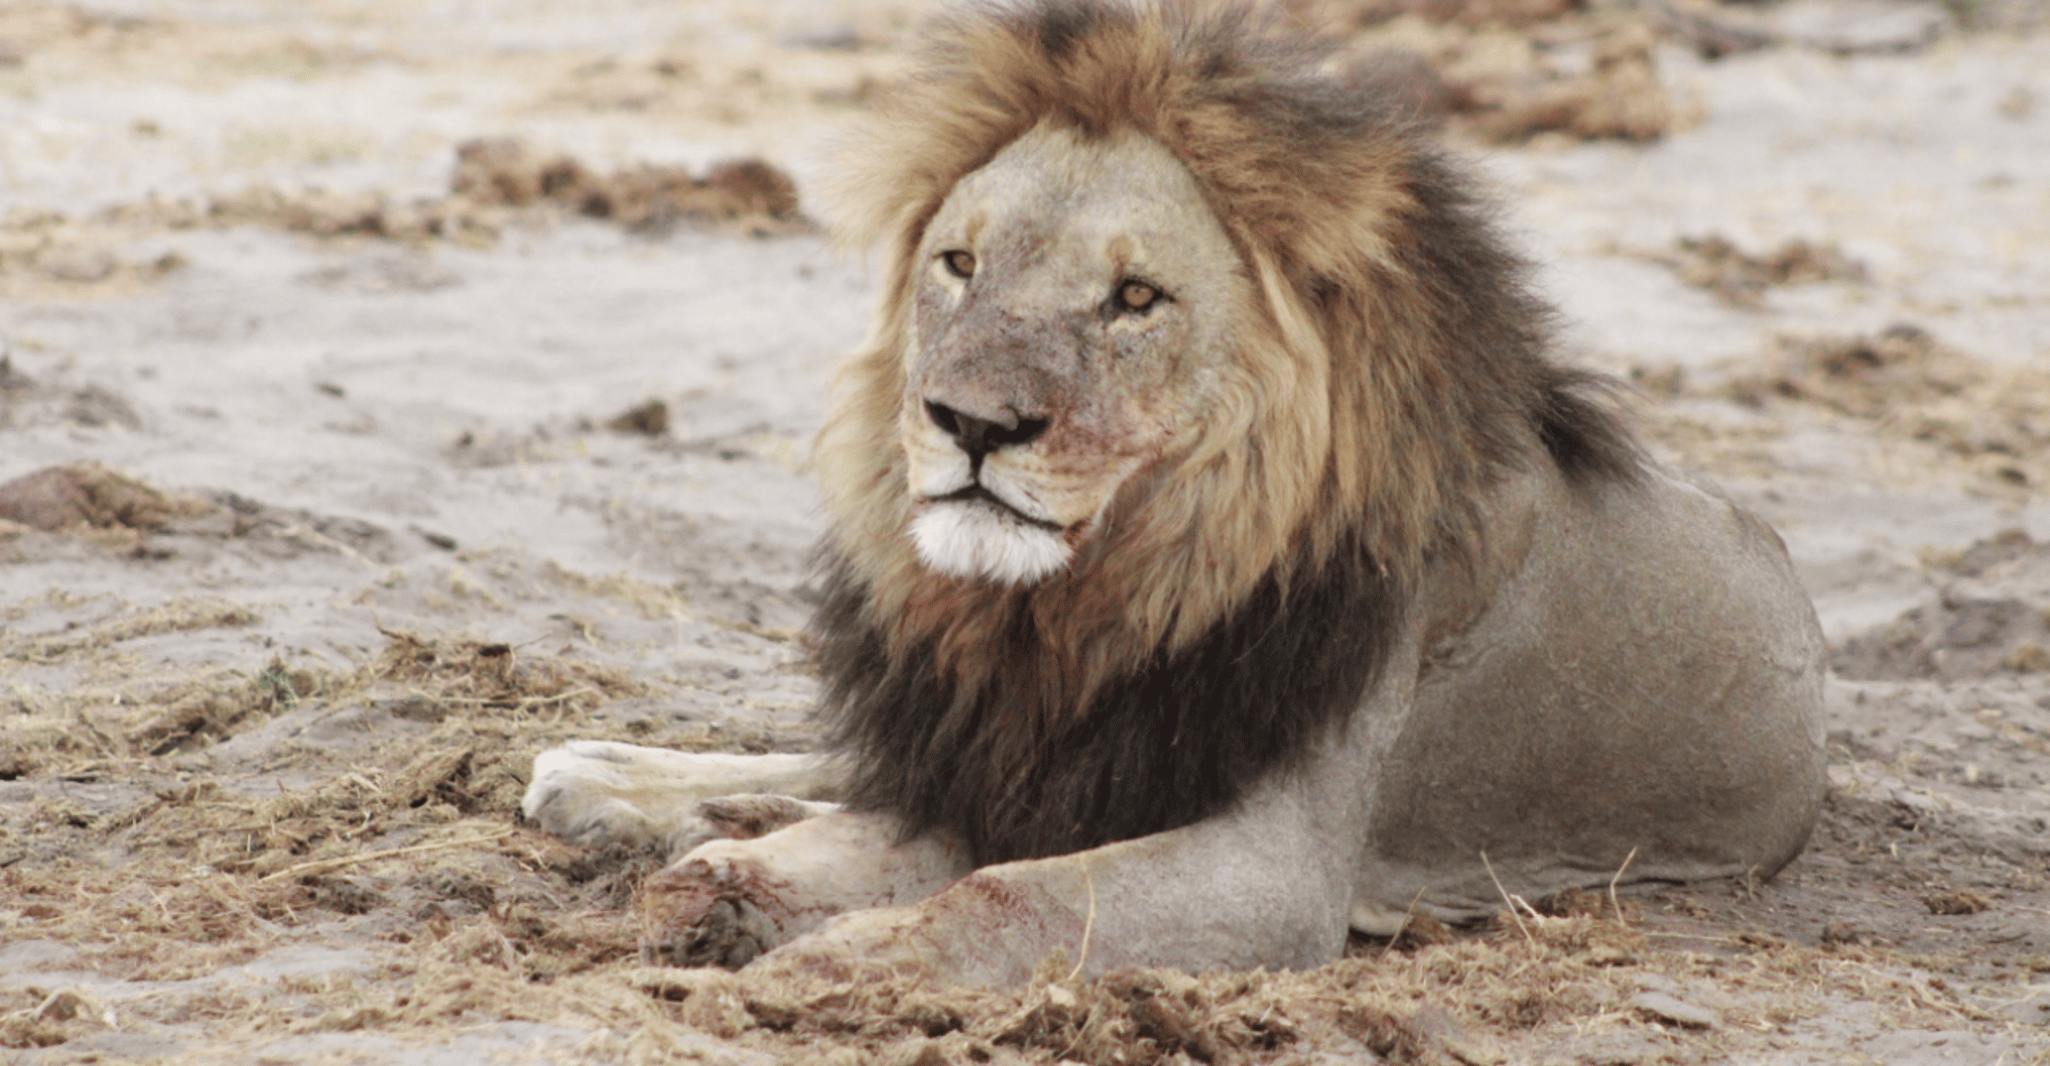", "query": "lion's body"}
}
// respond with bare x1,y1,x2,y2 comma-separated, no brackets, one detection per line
1355,458,1823,928
524,0,1826,982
